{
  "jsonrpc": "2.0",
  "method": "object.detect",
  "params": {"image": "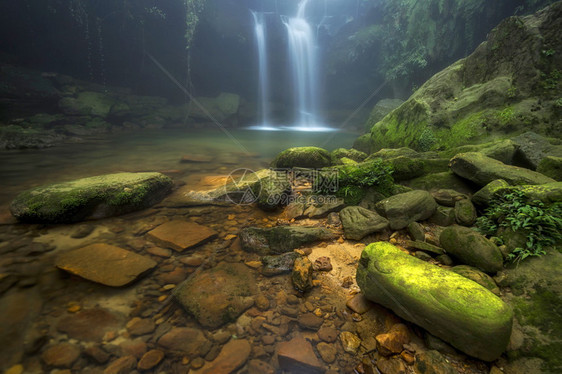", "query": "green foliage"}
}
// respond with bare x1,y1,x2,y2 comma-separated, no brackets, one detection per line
555,97,562,108
185,0,206,49
542,48,556,57
417,128,437,151
496,106,515,125
542,69,561,90
507,86,518,99
335,159,394,204
476,190,562,264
